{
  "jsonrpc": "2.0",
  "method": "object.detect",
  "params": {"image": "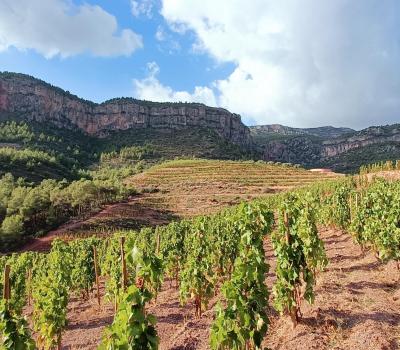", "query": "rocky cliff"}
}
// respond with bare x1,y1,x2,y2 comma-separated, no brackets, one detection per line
0,72,251,147
2,72,400,173
321,125,400,157
251,124,400,172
